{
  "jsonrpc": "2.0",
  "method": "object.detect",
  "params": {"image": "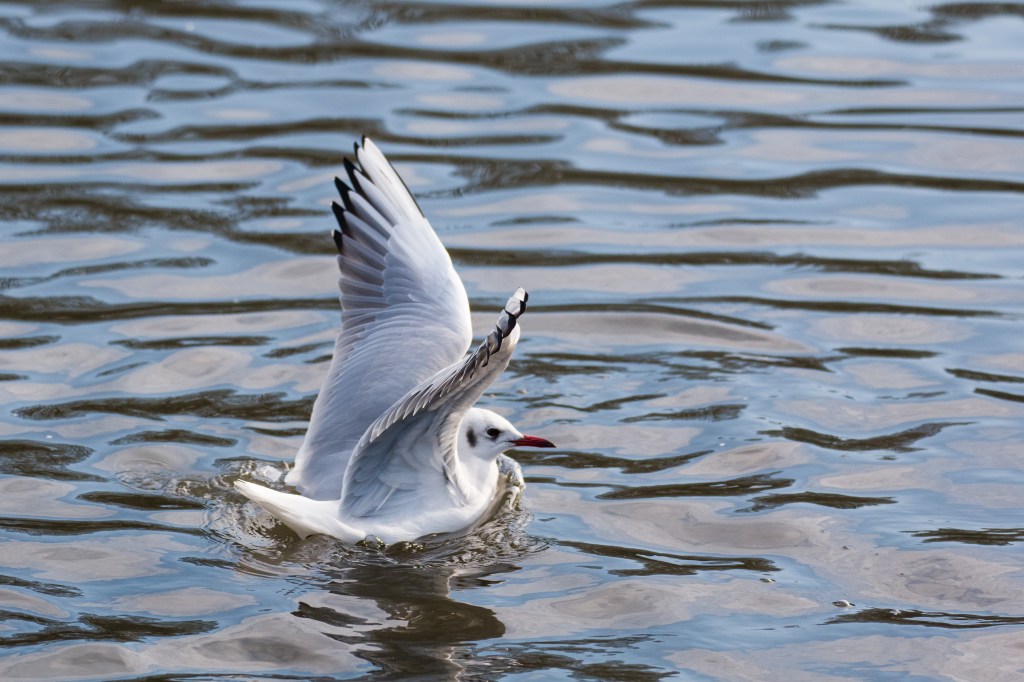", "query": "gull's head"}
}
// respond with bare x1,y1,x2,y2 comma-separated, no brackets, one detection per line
459,407,555,462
